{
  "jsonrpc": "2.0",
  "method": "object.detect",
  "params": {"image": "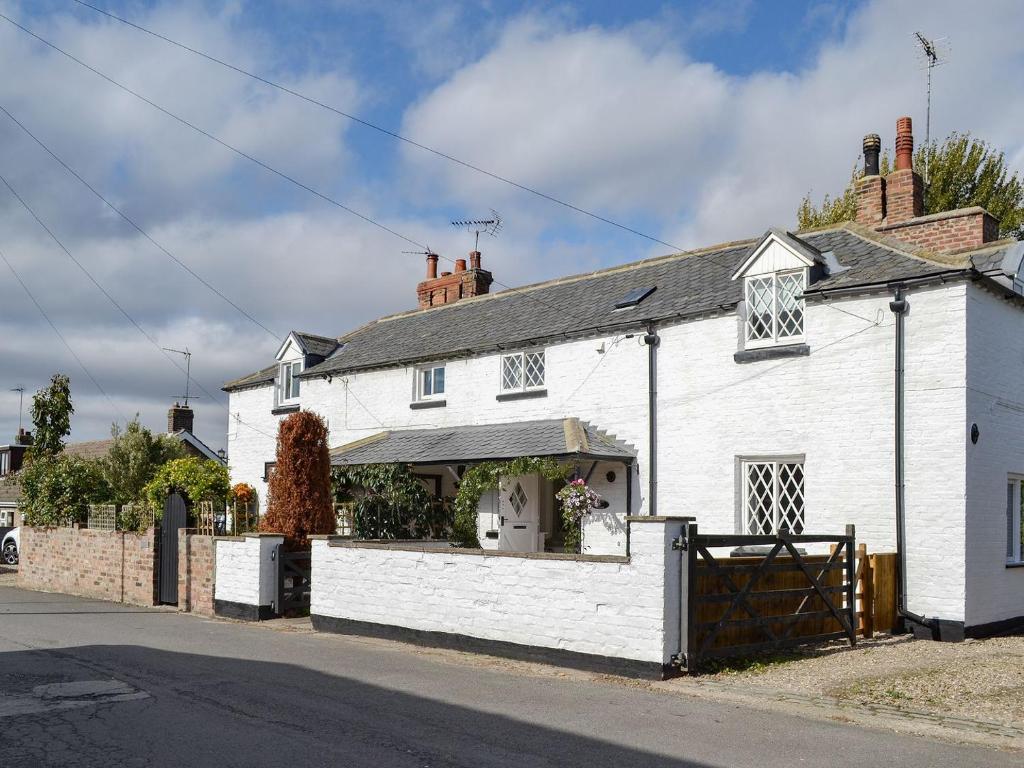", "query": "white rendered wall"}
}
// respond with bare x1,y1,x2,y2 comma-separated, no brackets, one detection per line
228,282,973,620
965,282,1024,628
311,518,685,665
214,535,283,607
